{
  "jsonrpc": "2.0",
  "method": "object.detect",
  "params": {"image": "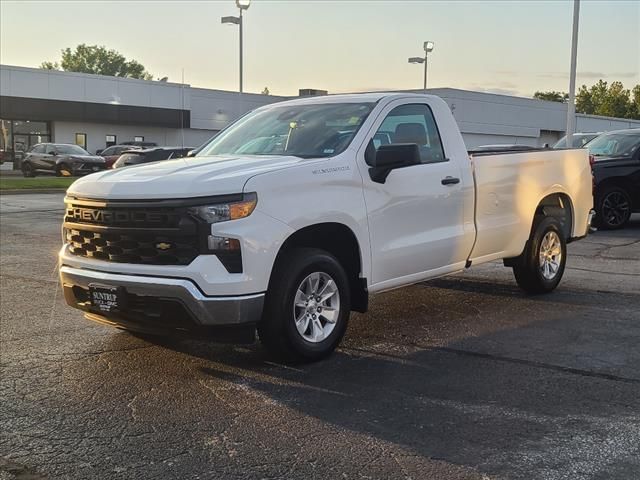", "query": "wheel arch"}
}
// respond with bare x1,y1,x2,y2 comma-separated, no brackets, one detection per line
272,222,368,313
504,191,574,267
596,176,637,209
534,192,574,240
